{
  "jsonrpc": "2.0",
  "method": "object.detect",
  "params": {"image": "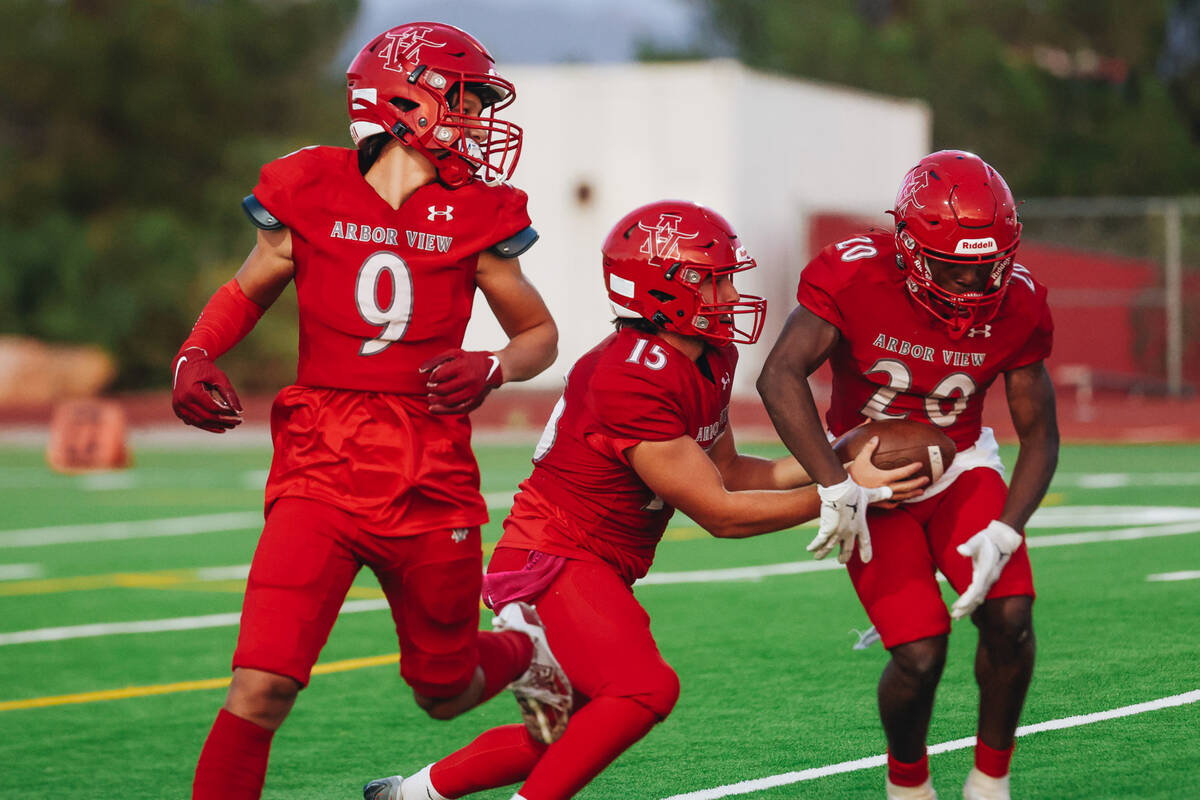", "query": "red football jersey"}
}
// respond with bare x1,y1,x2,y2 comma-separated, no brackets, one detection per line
498,328,737,584
252,146,532,393
797,231,1053,450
